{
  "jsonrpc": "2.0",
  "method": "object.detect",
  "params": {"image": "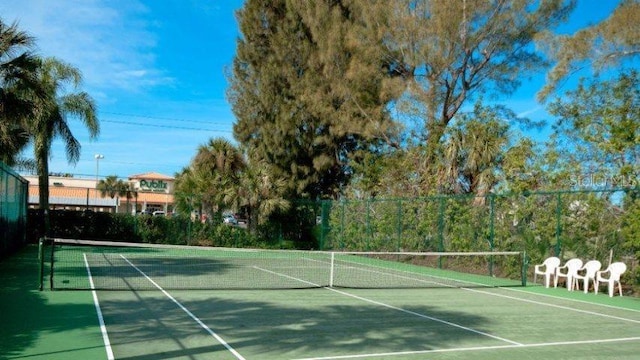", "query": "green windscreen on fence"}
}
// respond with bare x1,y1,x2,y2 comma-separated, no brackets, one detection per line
0,161,28,259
